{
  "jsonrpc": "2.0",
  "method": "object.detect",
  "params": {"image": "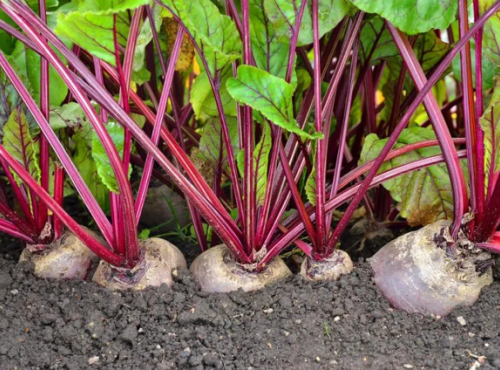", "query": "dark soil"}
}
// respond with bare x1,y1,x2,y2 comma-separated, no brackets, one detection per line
0,237,499,370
